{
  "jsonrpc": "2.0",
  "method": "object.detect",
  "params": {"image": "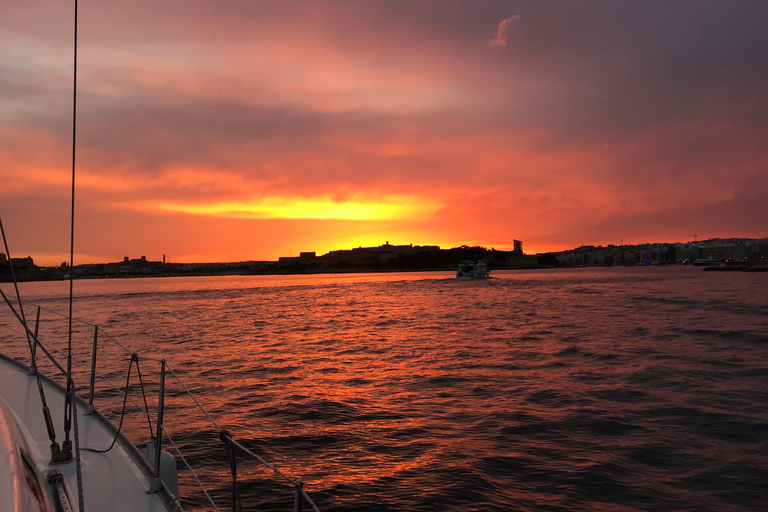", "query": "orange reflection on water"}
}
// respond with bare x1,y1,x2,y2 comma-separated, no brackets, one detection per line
4,268,768,511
